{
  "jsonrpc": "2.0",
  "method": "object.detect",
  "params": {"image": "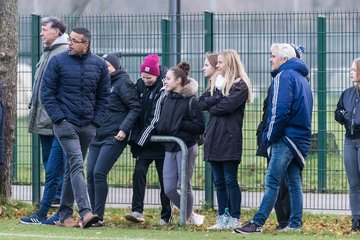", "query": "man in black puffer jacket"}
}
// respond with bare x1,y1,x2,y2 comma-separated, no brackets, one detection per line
41,27,110,228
